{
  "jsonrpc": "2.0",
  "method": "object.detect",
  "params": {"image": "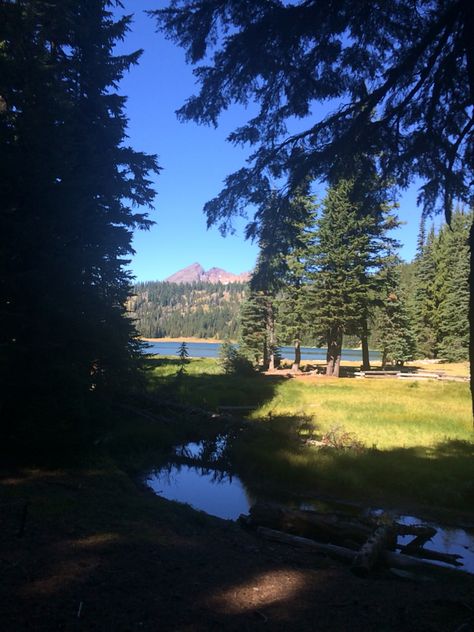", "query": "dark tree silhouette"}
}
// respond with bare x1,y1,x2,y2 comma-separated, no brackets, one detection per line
0,1,159,455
